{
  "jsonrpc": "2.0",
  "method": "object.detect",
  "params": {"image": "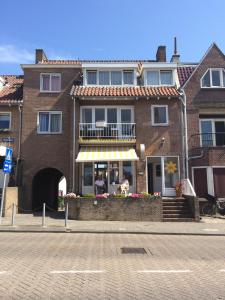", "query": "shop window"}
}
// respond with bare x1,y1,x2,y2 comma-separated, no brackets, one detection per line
123,161,133,185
